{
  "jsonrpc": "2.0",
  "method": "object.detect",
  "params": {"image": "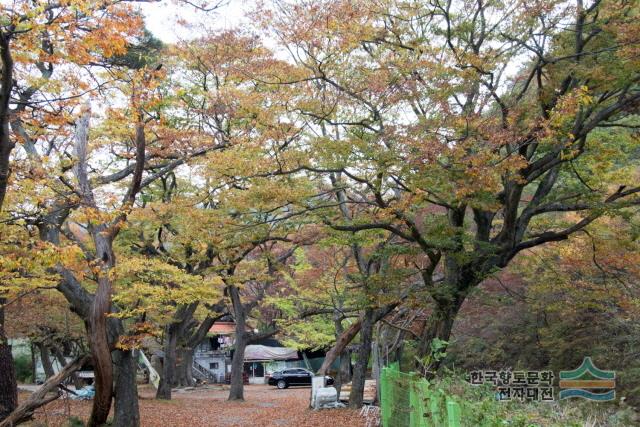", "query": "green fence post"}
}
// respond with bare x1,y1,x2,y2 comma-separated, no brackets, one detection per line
408,374,418,427
429,390,442,427
446,399,461,427
416,378,430,427
381,367,390,427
